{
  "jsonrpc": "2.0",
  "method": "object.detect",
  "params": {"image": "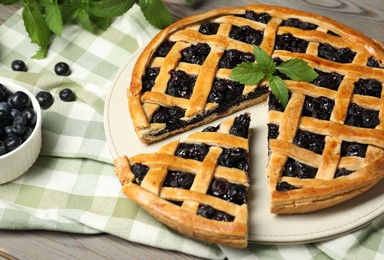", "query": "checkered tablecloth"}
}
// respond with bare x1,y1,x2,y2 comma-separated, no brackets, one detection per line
0,5,383,260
